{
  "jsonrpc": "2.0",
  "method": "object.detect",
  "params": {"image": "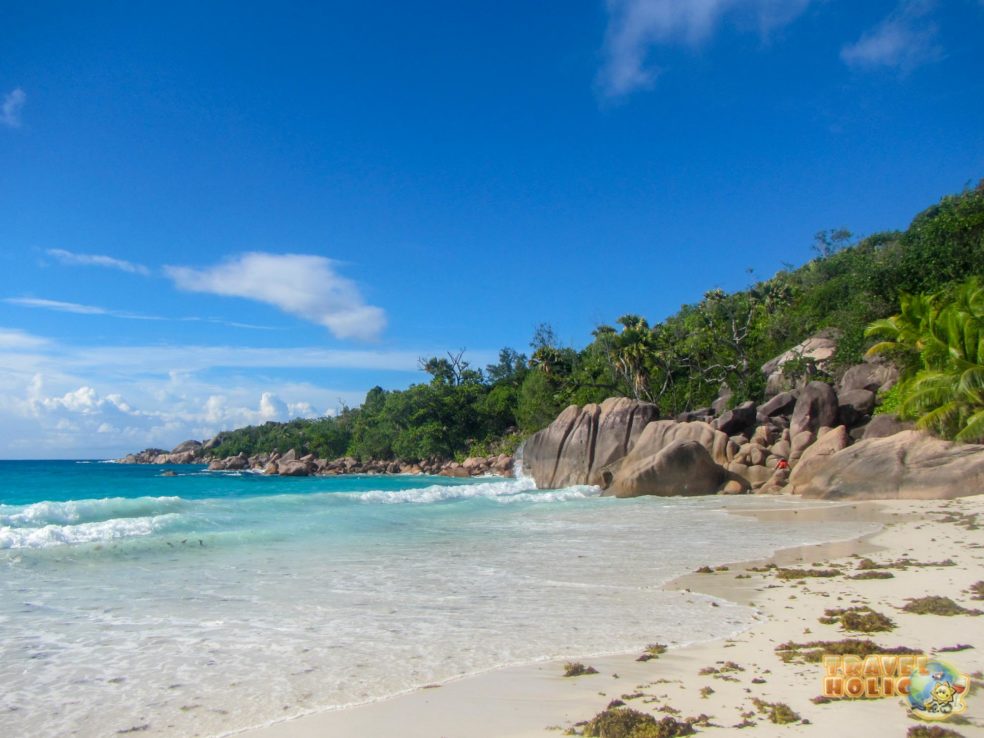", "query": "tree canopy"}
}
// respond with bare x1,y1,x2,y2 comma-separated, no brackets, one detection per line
209,182,984,461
